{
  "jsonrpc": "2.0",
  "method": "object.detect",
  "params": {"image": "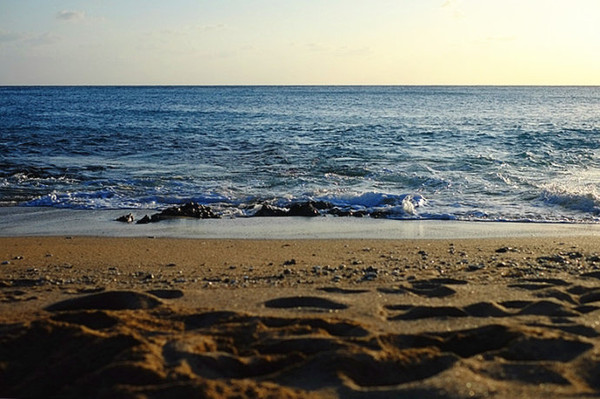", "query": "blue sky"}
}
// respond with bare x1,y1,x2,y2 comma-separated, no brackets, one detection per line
1,0,599,85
